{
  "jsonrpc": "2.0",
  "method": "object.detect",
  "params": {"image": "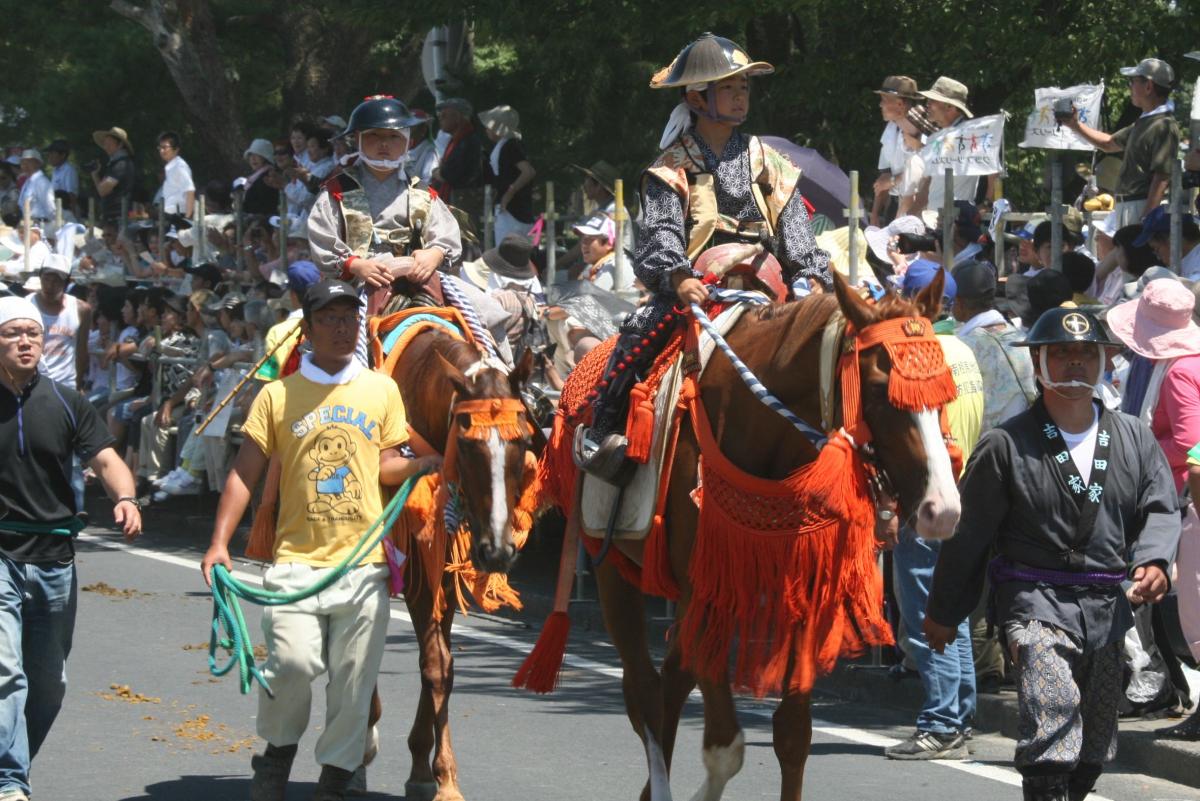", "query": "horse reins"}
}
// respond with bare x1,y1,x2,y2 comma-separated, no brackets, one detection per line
688,288,955,524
